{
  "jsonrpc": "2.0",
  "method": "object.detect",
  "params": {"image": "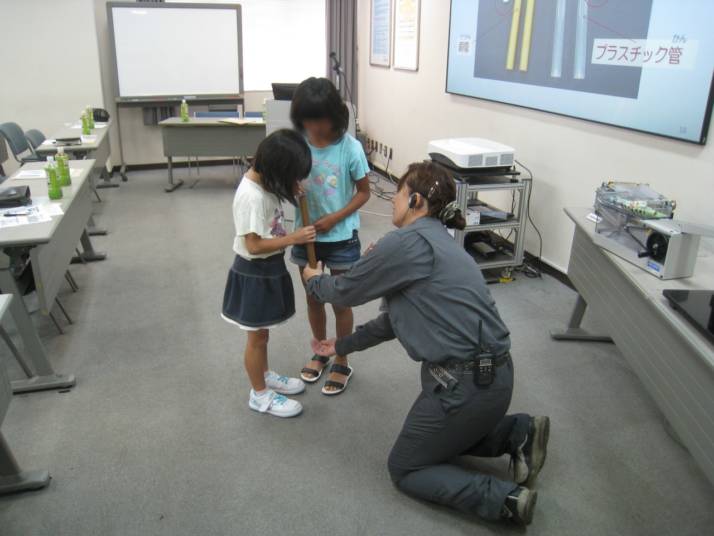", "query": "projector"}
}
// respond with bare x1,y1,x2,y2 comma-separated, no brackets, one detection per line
428,138,515,170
